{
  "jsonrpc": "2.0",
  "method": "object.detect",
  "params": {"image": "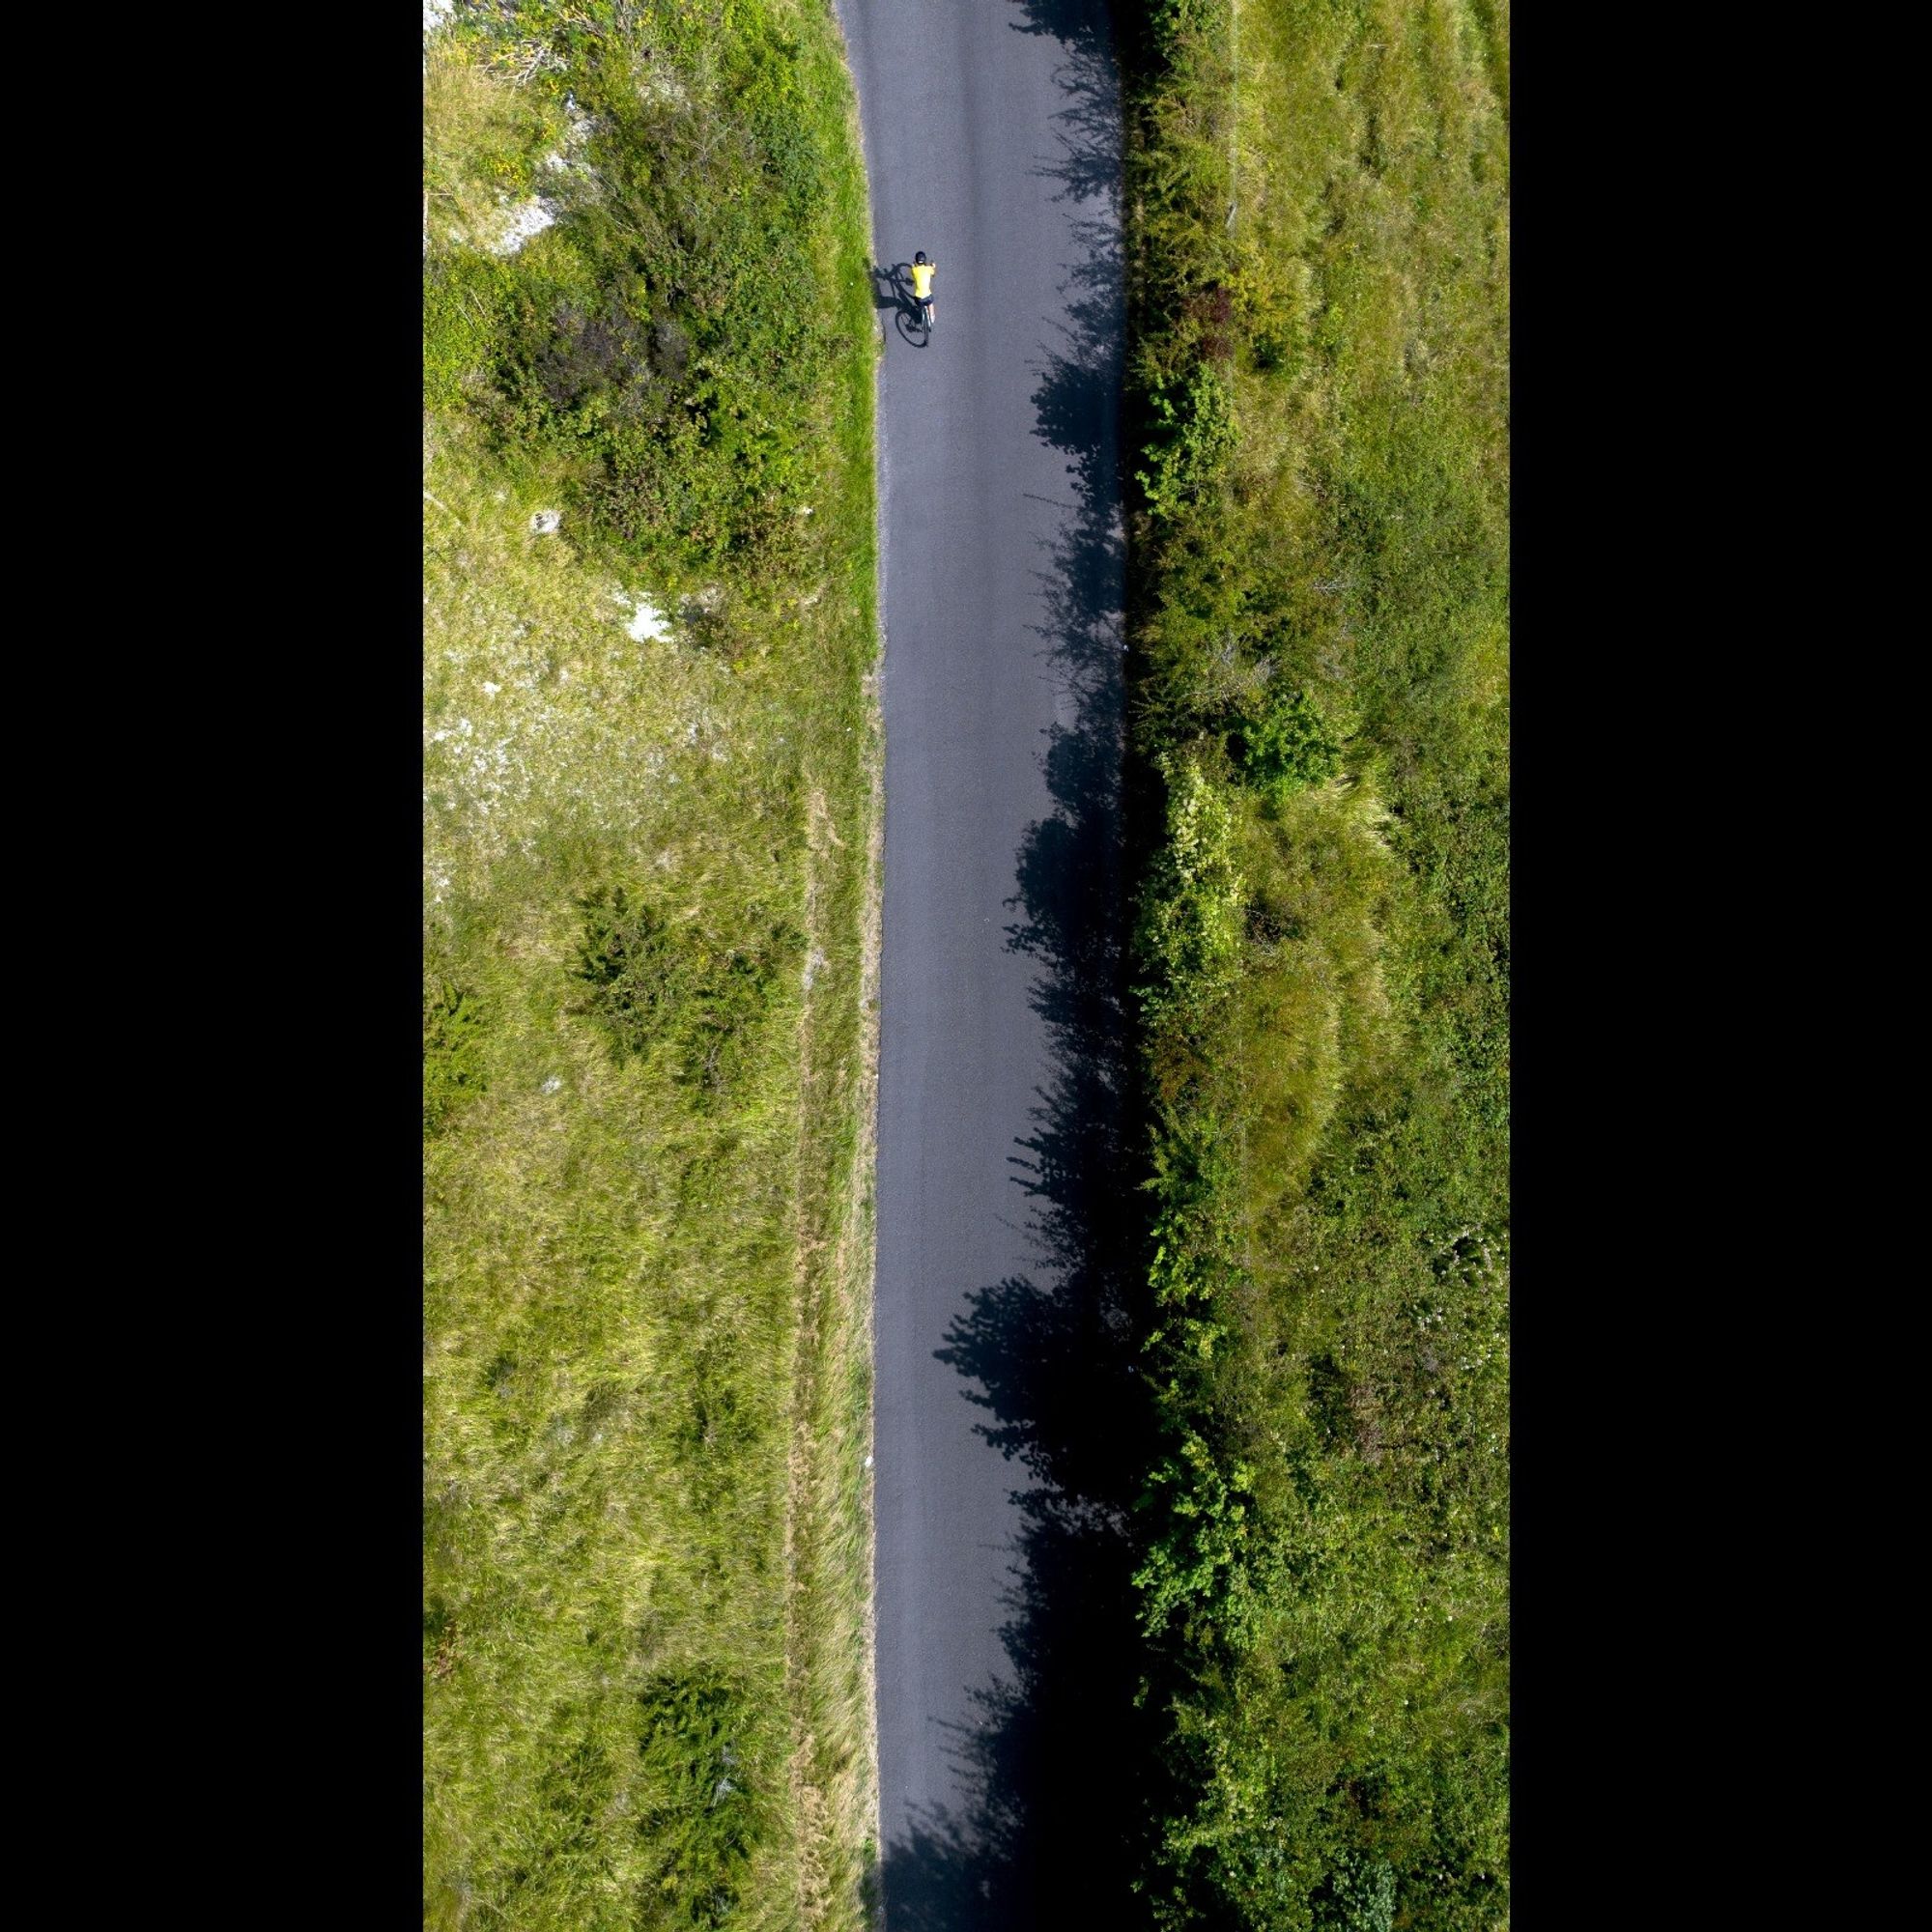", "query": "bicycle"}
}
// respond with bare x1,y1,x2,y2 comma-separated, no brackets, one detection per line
895,260,935,336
